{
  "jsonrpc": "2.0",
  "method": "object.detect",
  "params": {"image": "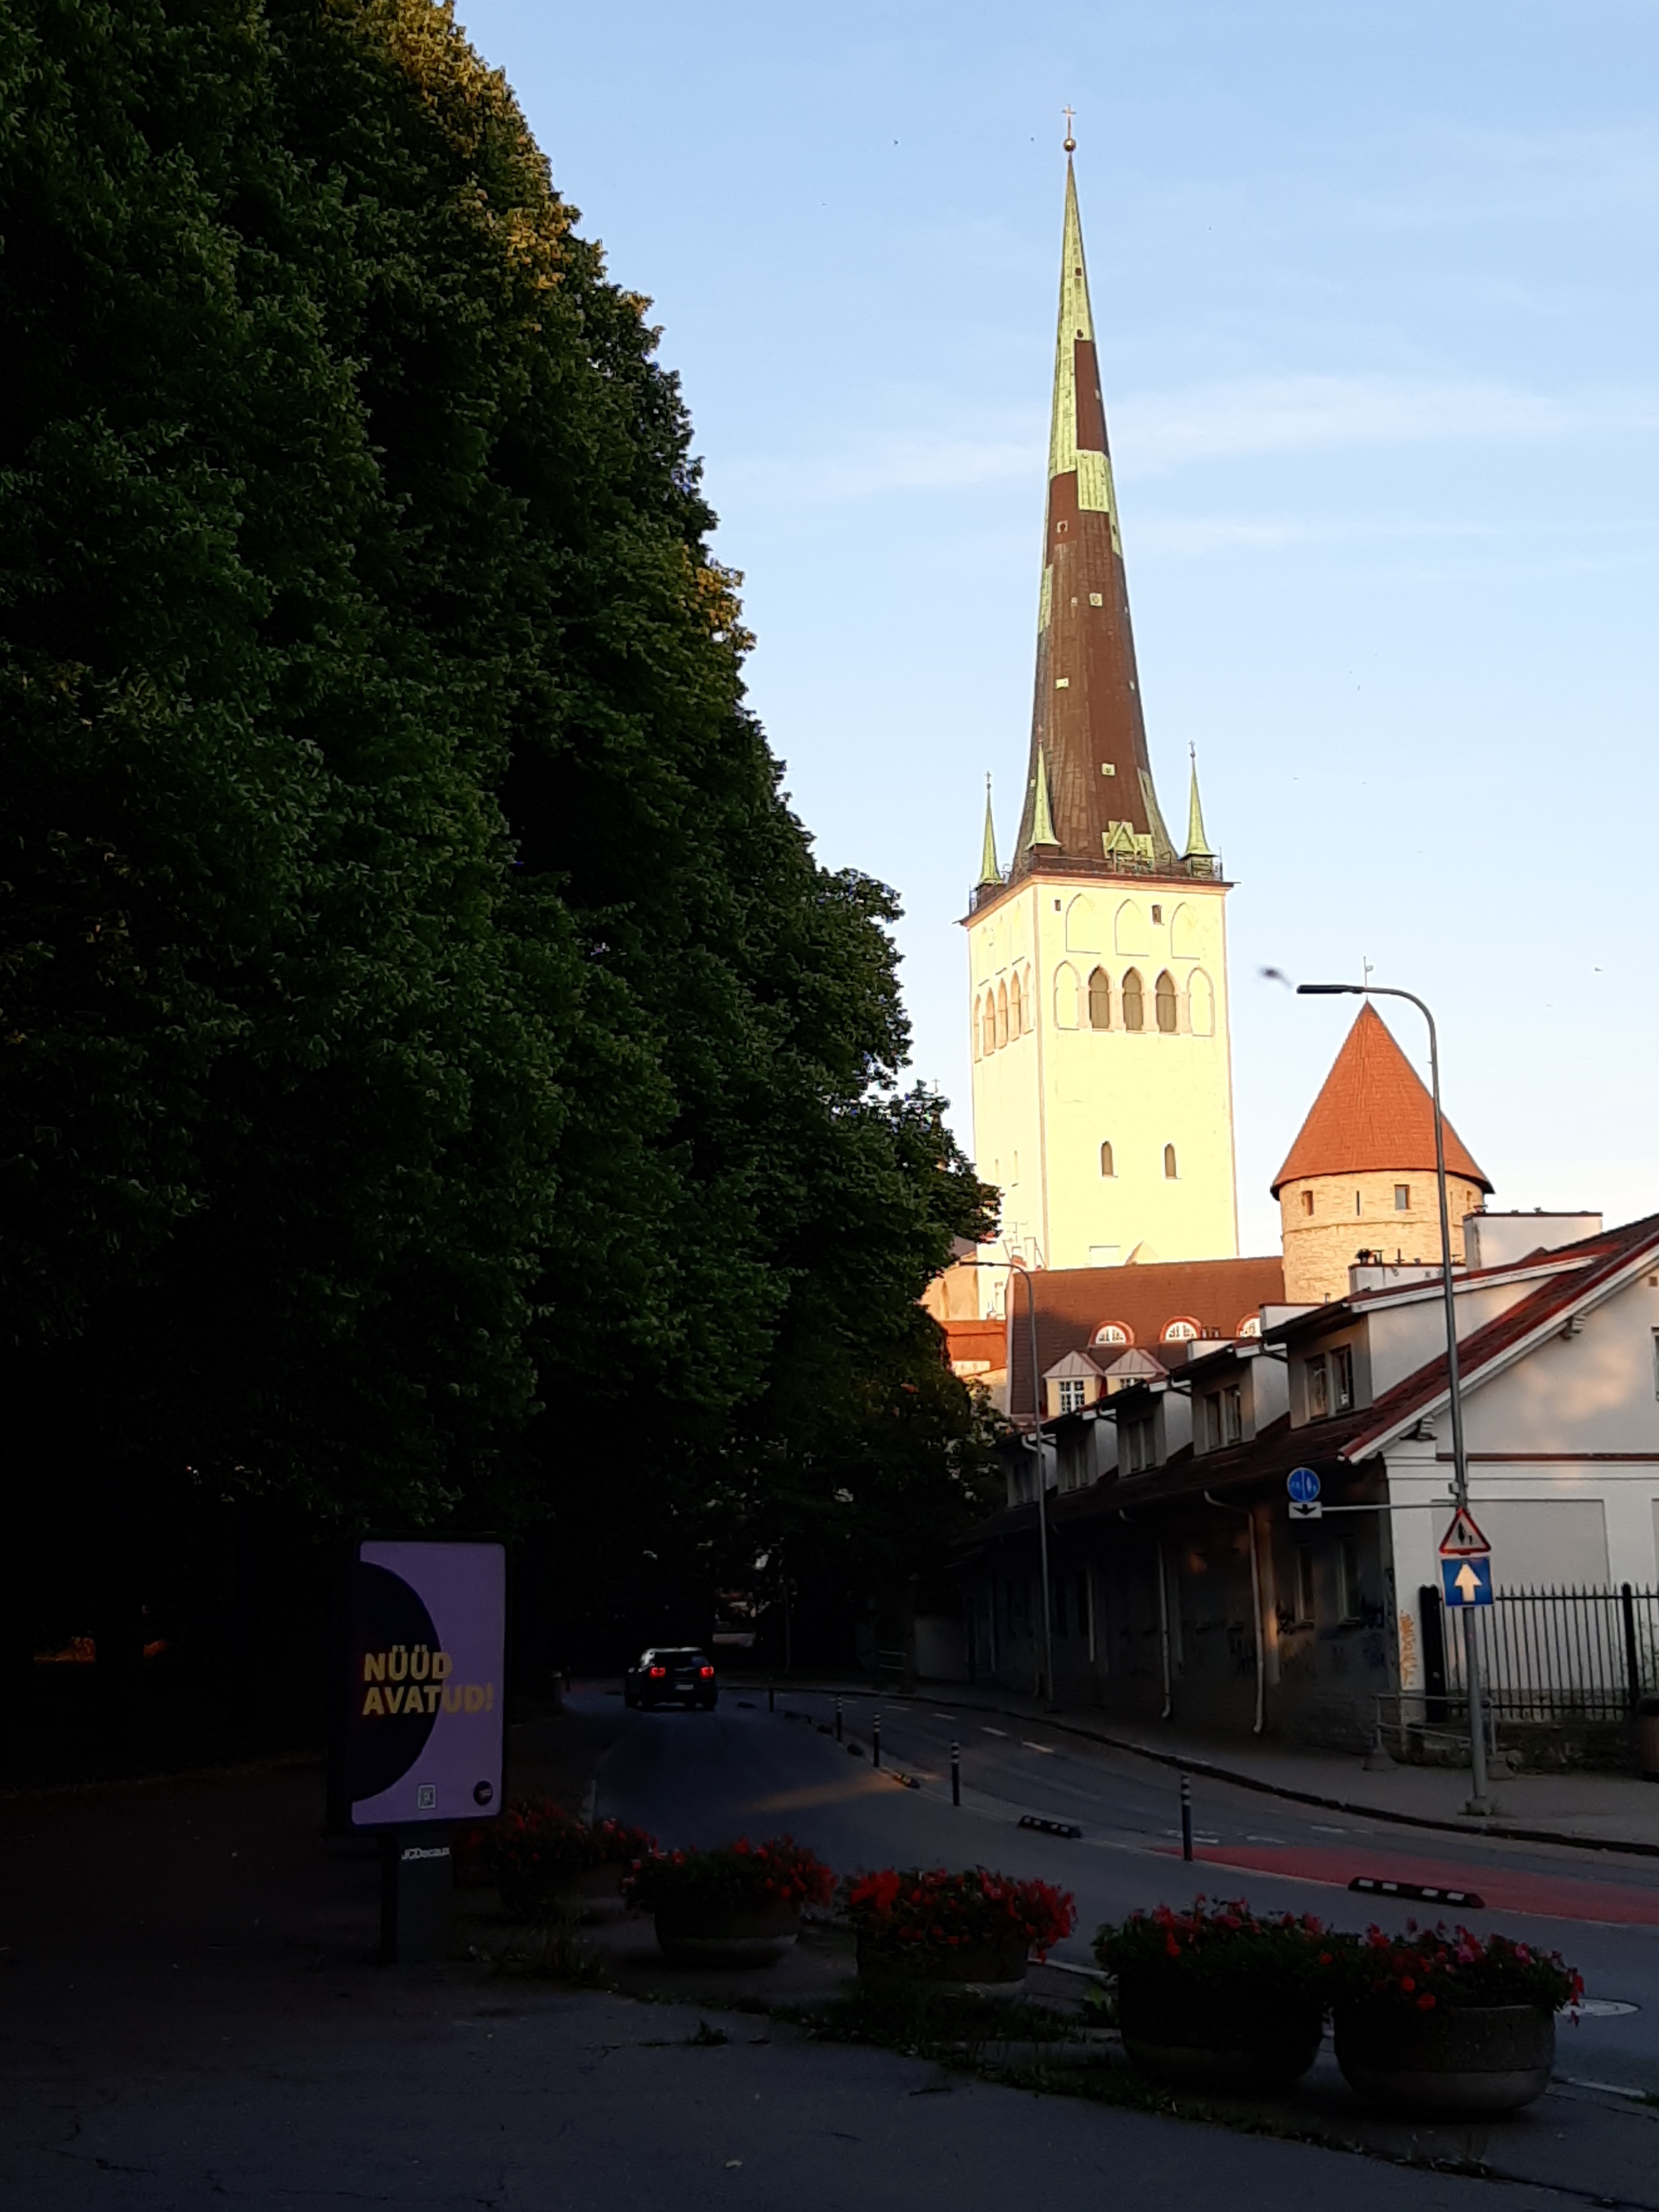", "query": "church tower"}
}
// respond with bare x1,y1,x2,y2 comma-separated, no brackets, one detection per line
966,146,1239,1274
